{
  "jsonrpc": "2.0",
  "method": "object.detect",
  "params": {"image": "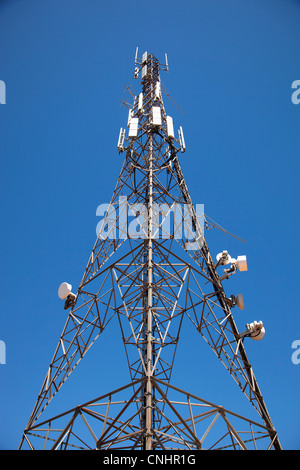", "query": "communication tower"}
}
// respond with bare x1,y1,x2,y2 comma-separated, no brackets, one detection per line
19,51,281,451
